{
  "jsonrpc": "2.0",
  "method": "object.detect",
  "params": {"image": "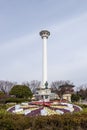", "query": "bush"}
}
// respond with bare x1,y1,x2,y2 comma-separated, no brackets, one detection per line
9,85,33,99
78,104,87,109
0,97,30,104
71,93,80,102
0,94,10,104
0,112,31,130
5,97,31,103
0,110,87,130
0,104,8,110
0,91,4,96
